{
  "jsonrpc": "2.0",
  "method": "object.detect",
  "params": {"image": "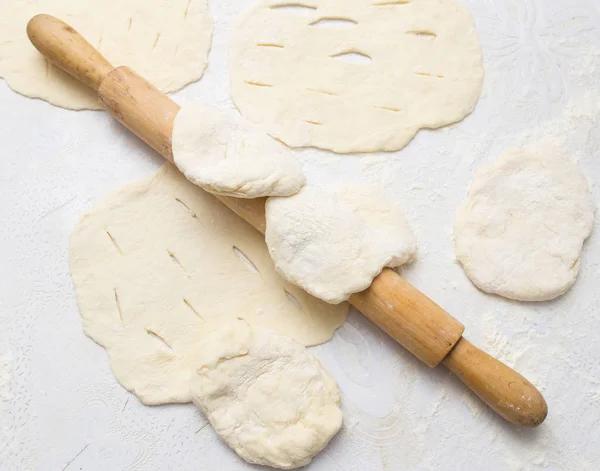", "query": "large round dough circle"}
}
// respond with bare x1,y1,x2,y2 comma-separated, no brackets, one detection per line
0,0,213,110
454,148,595,302
229,0,484,153
69,165,347,405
